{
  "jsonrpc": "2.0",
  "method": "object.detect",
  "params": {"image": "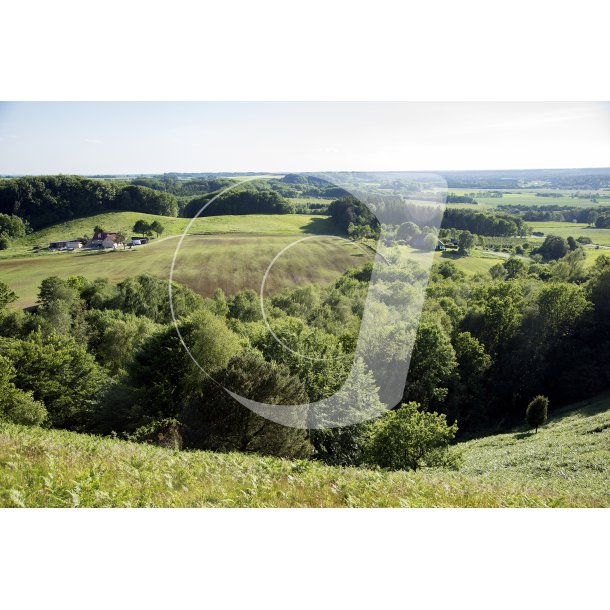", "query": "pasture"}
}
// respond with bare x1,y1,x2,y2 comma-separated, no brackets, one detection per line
1,232,372,309
443,188,610,210
1,212,338,260
437,250,508,275
395,246,507,276
527,220,610,246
